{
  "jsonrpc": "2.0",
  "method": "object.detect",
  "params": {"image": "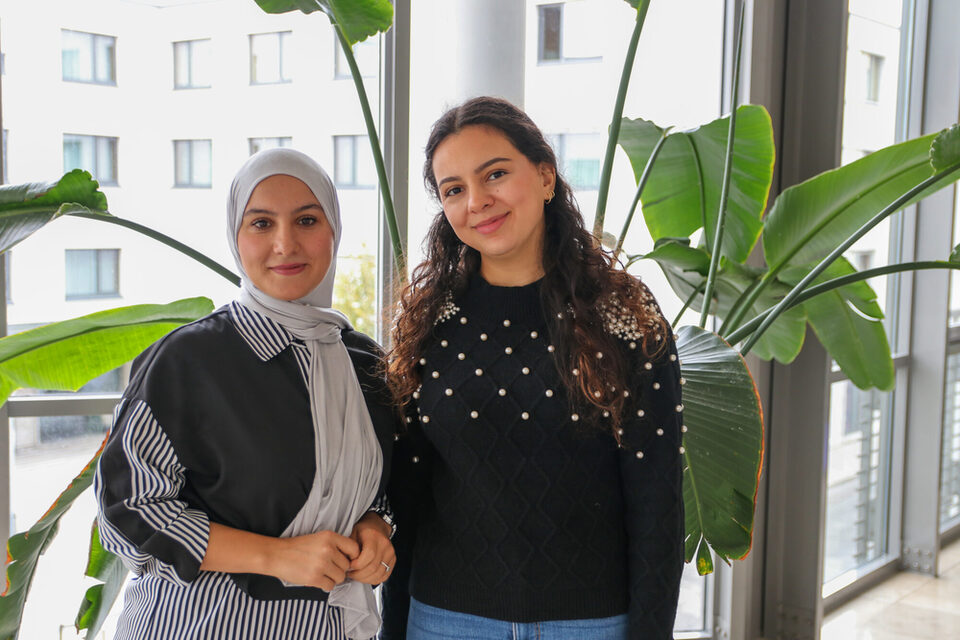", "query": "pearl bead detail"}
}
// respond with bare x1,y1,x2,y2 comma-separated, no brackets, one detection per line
572,368,580,376
505,347,513,354
617,428,624,436
460,316,467,324
656,428,664,436
530,331,538,338
644,362,653,370
602,410,610,418
547,345,555,352
596,351,603,359
629,341,637,350
623,390,630,397
394,433,400,441
636,451,644,459
675,404,684,412
445,388,453,396
679,446,686,454
545,389,554,397
680,377,686,385
522,367,530,375
503,319,511,327
480,333,488,341
412,456,420,463
652,382,661,390
593,390,601,398
441,340,449,347
470,411,479,419
422,416,430,423
419,358,427,365
412,391,420,399
405,416,412,423
571,413,580,421
557,312,563,319
637,409,645,417
458,353,466,360
669,354,677,361
521,412,530,420
475,369,483,376
681,425,688,433
431,371,440,379
498,388,507,396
